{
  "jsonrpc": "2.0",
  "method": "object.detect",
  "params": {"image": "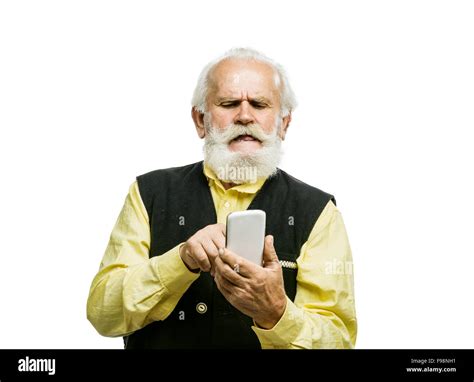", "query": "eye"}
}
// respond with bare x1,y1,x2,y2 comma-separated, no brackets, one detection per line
250,102,267,110
219,101,239,108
